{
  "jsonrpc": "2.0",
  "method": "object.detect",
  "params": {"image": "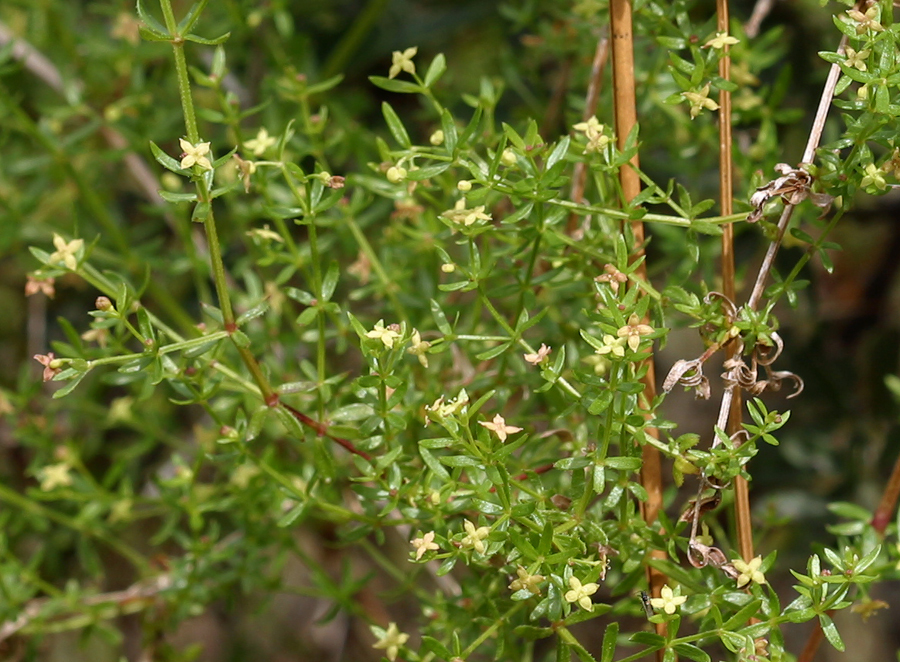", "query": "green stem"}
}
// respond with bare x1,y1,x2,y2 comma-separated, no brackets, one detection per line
0,482,148,573
460,602,525,658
